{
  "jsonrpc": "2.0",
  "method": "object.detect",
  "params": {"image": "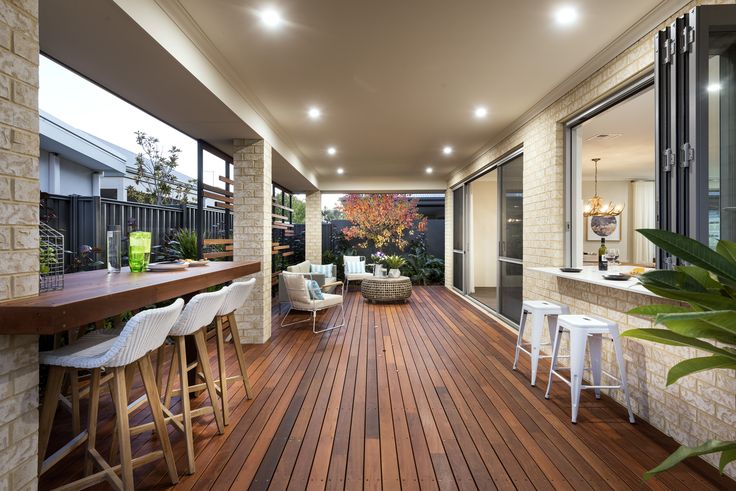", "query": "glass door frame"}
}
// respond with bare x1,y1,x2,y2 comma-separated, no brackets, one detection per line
452,146,524,325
